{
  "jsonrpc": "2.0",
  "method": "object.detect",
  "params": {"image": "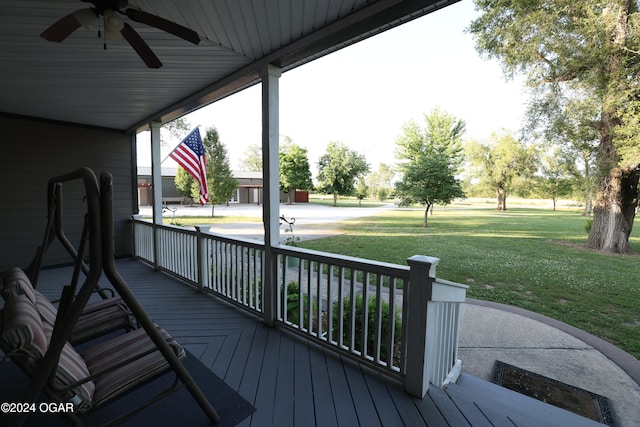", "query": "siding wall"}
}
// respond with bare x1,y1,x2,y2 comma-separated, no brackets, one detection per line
0,115,135,272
